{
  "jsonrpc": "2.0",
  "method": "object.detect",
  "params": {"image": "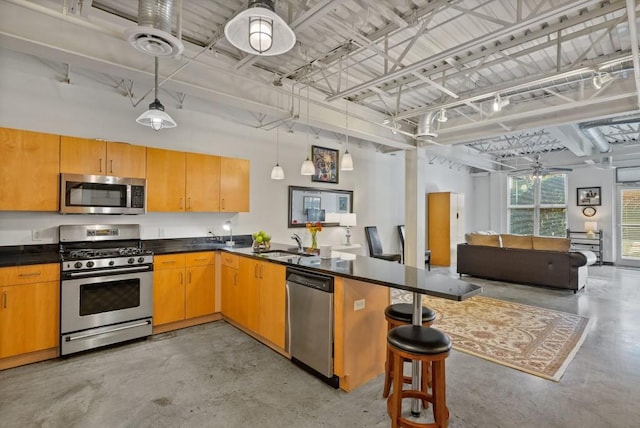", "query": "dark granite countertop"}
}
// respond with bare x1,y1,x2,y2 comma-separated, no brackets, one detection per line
142,235,254,254
228,243,482,301
0,244,60,267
